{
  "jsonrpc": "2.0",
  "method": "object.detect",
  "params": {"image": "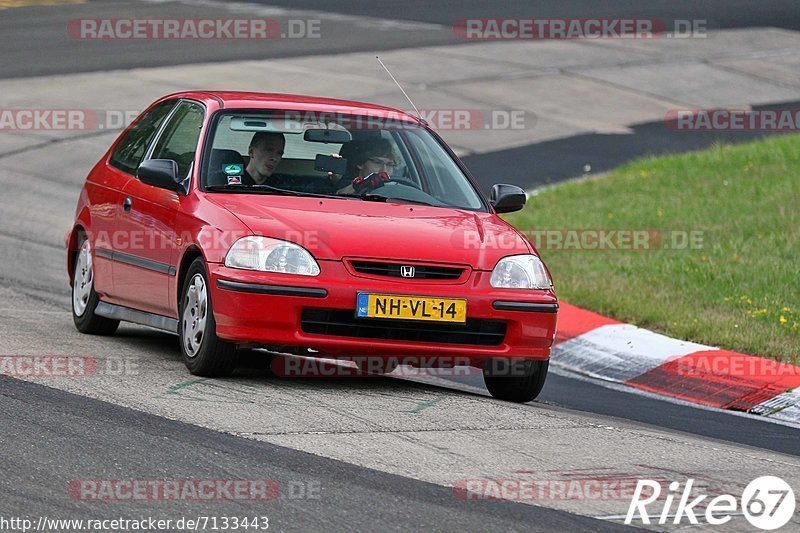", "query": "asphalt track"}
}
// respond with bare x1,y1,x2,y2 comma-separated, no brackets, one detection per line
0,375,634,532
1,1,799,531
3,0,800,78
245,0,800,30
465,370,800,455
463,102,800,190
